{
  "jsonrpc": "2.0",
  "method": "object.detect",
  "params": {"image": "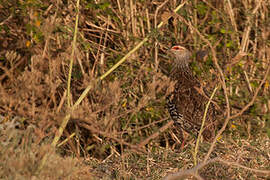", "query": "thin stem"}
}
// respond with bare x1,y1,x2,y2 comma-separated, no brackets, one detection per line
193,86,219,166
